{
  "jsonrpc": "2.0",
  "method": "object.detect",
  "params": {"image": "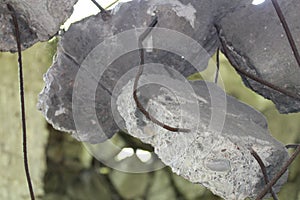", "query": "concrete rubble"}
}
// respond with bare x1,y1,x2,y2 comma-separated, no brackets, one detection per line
116,70,289,199
0,0,77,52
